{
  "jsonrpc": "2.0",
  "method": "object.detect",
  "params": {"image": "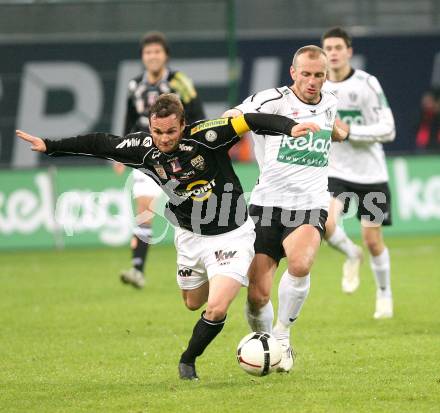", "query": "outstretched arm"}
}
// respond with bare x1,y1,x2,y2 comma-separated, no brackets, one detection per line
221,111,320,138
233,113,320,138
188,113,321,149
16,129,148,167
16,130,47,152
